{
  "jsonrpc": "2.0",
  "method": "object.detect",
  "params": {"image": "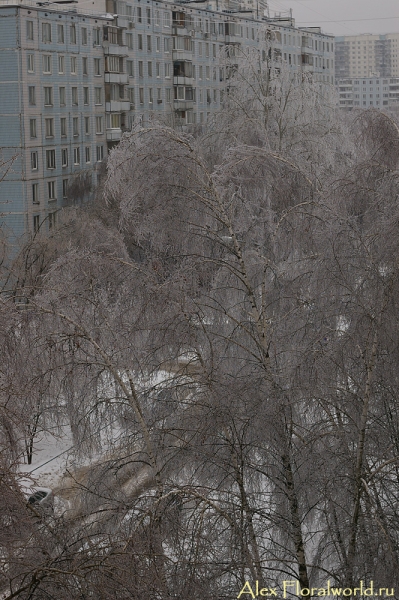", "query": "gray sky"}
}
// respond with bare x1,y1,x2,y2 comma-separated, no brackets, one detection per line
267,0,399,36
